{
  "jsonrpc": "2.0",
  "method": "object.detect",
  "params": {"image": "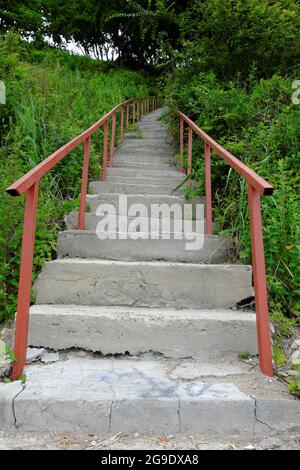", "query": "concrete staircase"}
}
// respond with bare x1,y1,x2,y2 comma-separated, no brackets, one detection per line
3,108,299,436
